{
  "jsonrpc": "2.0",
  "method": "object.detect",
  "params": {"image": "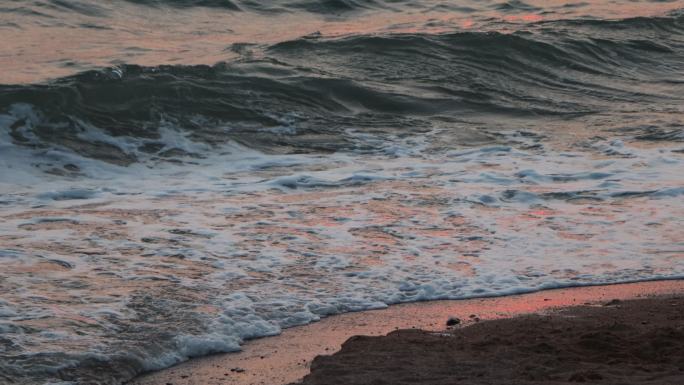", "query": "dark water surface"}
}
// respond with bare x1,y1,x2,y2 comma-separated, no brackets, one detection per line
1,1,684,384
